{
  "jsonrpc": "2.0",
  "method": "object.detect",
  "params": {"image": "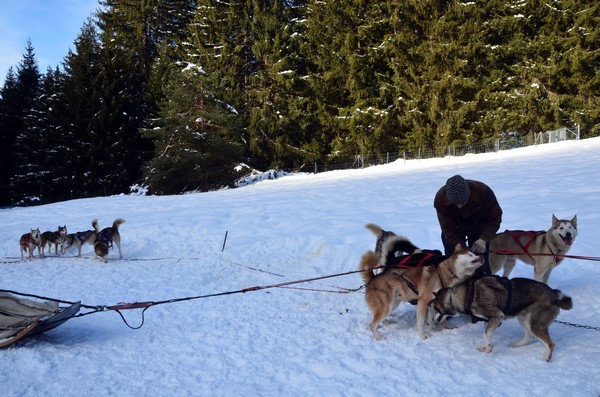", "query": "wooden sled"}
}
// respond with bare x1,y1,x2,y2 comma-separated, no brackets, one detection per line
0,292,81,348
